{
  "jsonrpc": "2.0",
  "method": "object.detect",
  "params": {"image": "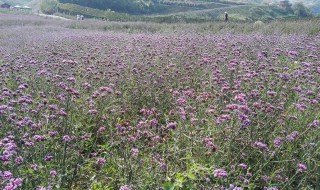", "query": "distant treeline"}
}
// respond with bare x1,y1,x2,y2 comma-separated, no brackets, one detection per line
58,0,166,14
